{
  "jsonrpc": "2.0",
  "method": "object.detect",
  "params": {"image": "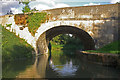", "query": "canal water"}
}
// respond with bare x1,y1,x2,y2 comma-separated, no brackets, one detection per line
2,50,120,78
